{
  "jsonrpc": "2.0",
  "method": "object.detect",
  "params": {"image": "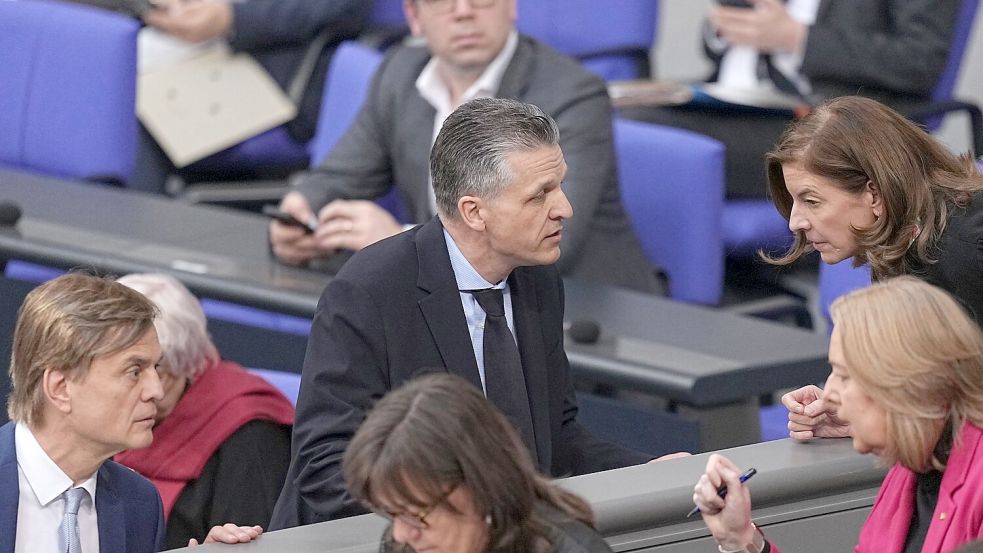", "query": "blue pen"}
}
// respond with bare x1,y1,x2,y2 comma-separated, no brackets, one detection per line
686,467,757,518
